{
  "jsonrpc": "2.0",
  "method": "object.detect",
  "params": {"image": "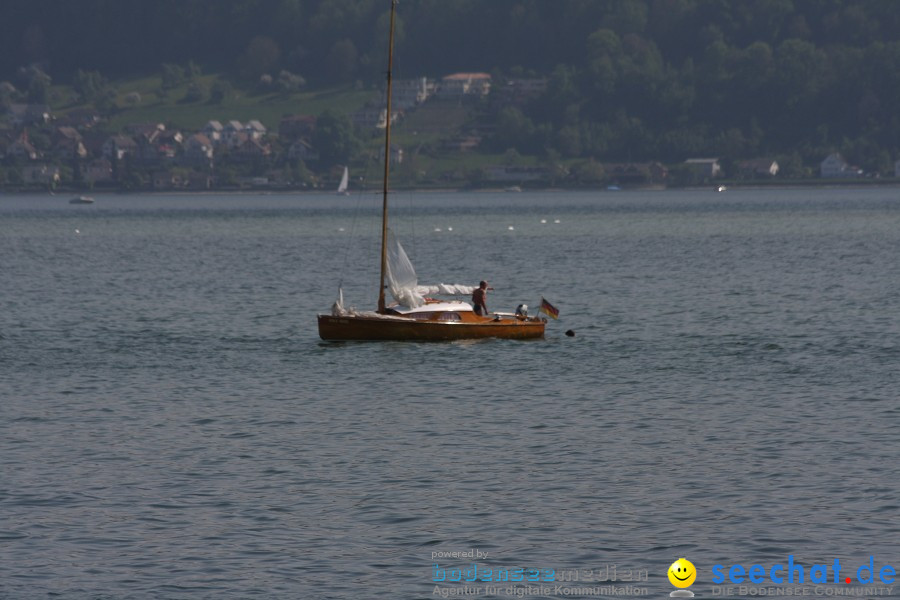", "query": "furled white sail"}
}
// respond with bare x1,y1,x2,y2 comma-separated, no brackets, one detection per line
385,230,476,307
331,286,347,316
416,283,476,296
